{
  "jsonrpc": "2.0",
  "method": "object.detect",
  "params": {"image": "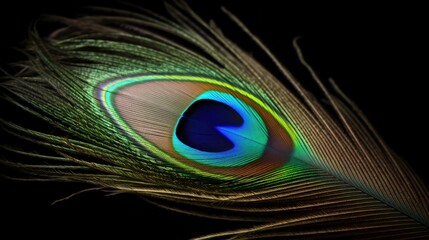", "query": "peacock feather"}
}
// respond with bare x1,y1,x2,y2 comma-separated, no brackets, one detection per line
1,1,428,239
